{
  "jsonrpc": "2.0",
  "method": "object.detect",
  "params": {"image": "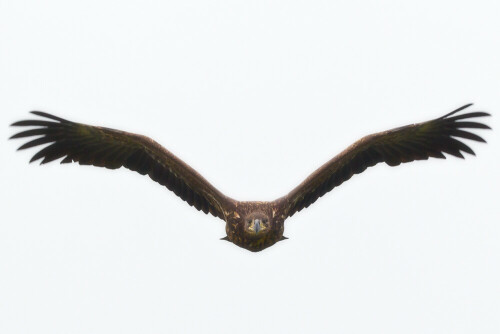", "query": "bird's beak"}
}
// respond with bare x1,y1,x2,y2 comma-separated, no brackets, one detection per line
253,219,262,234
